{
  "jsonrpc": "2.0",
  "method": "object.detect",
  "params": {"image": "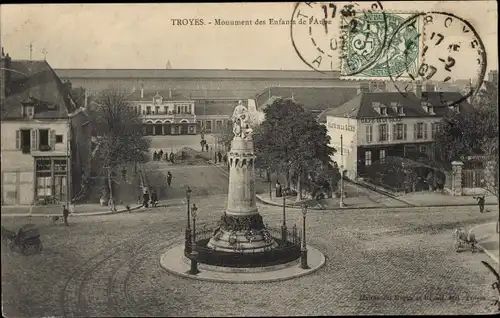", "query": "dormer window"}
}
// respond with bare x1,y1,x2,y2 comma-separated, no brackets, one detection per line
380,106,387,116
449,105,460,113
153,92,163,105
23,106,34,118
390,102,405,115
421,101,435,115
